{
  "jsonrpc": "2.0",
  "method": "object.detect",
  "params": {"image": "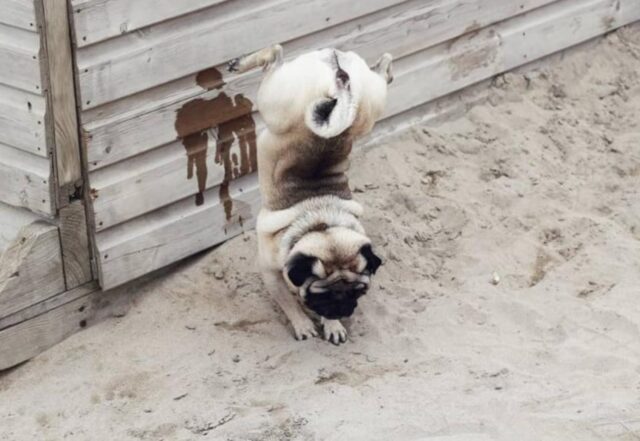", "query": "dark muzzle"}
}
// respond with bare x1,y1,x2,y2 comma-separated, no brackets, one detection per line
304,279,366,319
